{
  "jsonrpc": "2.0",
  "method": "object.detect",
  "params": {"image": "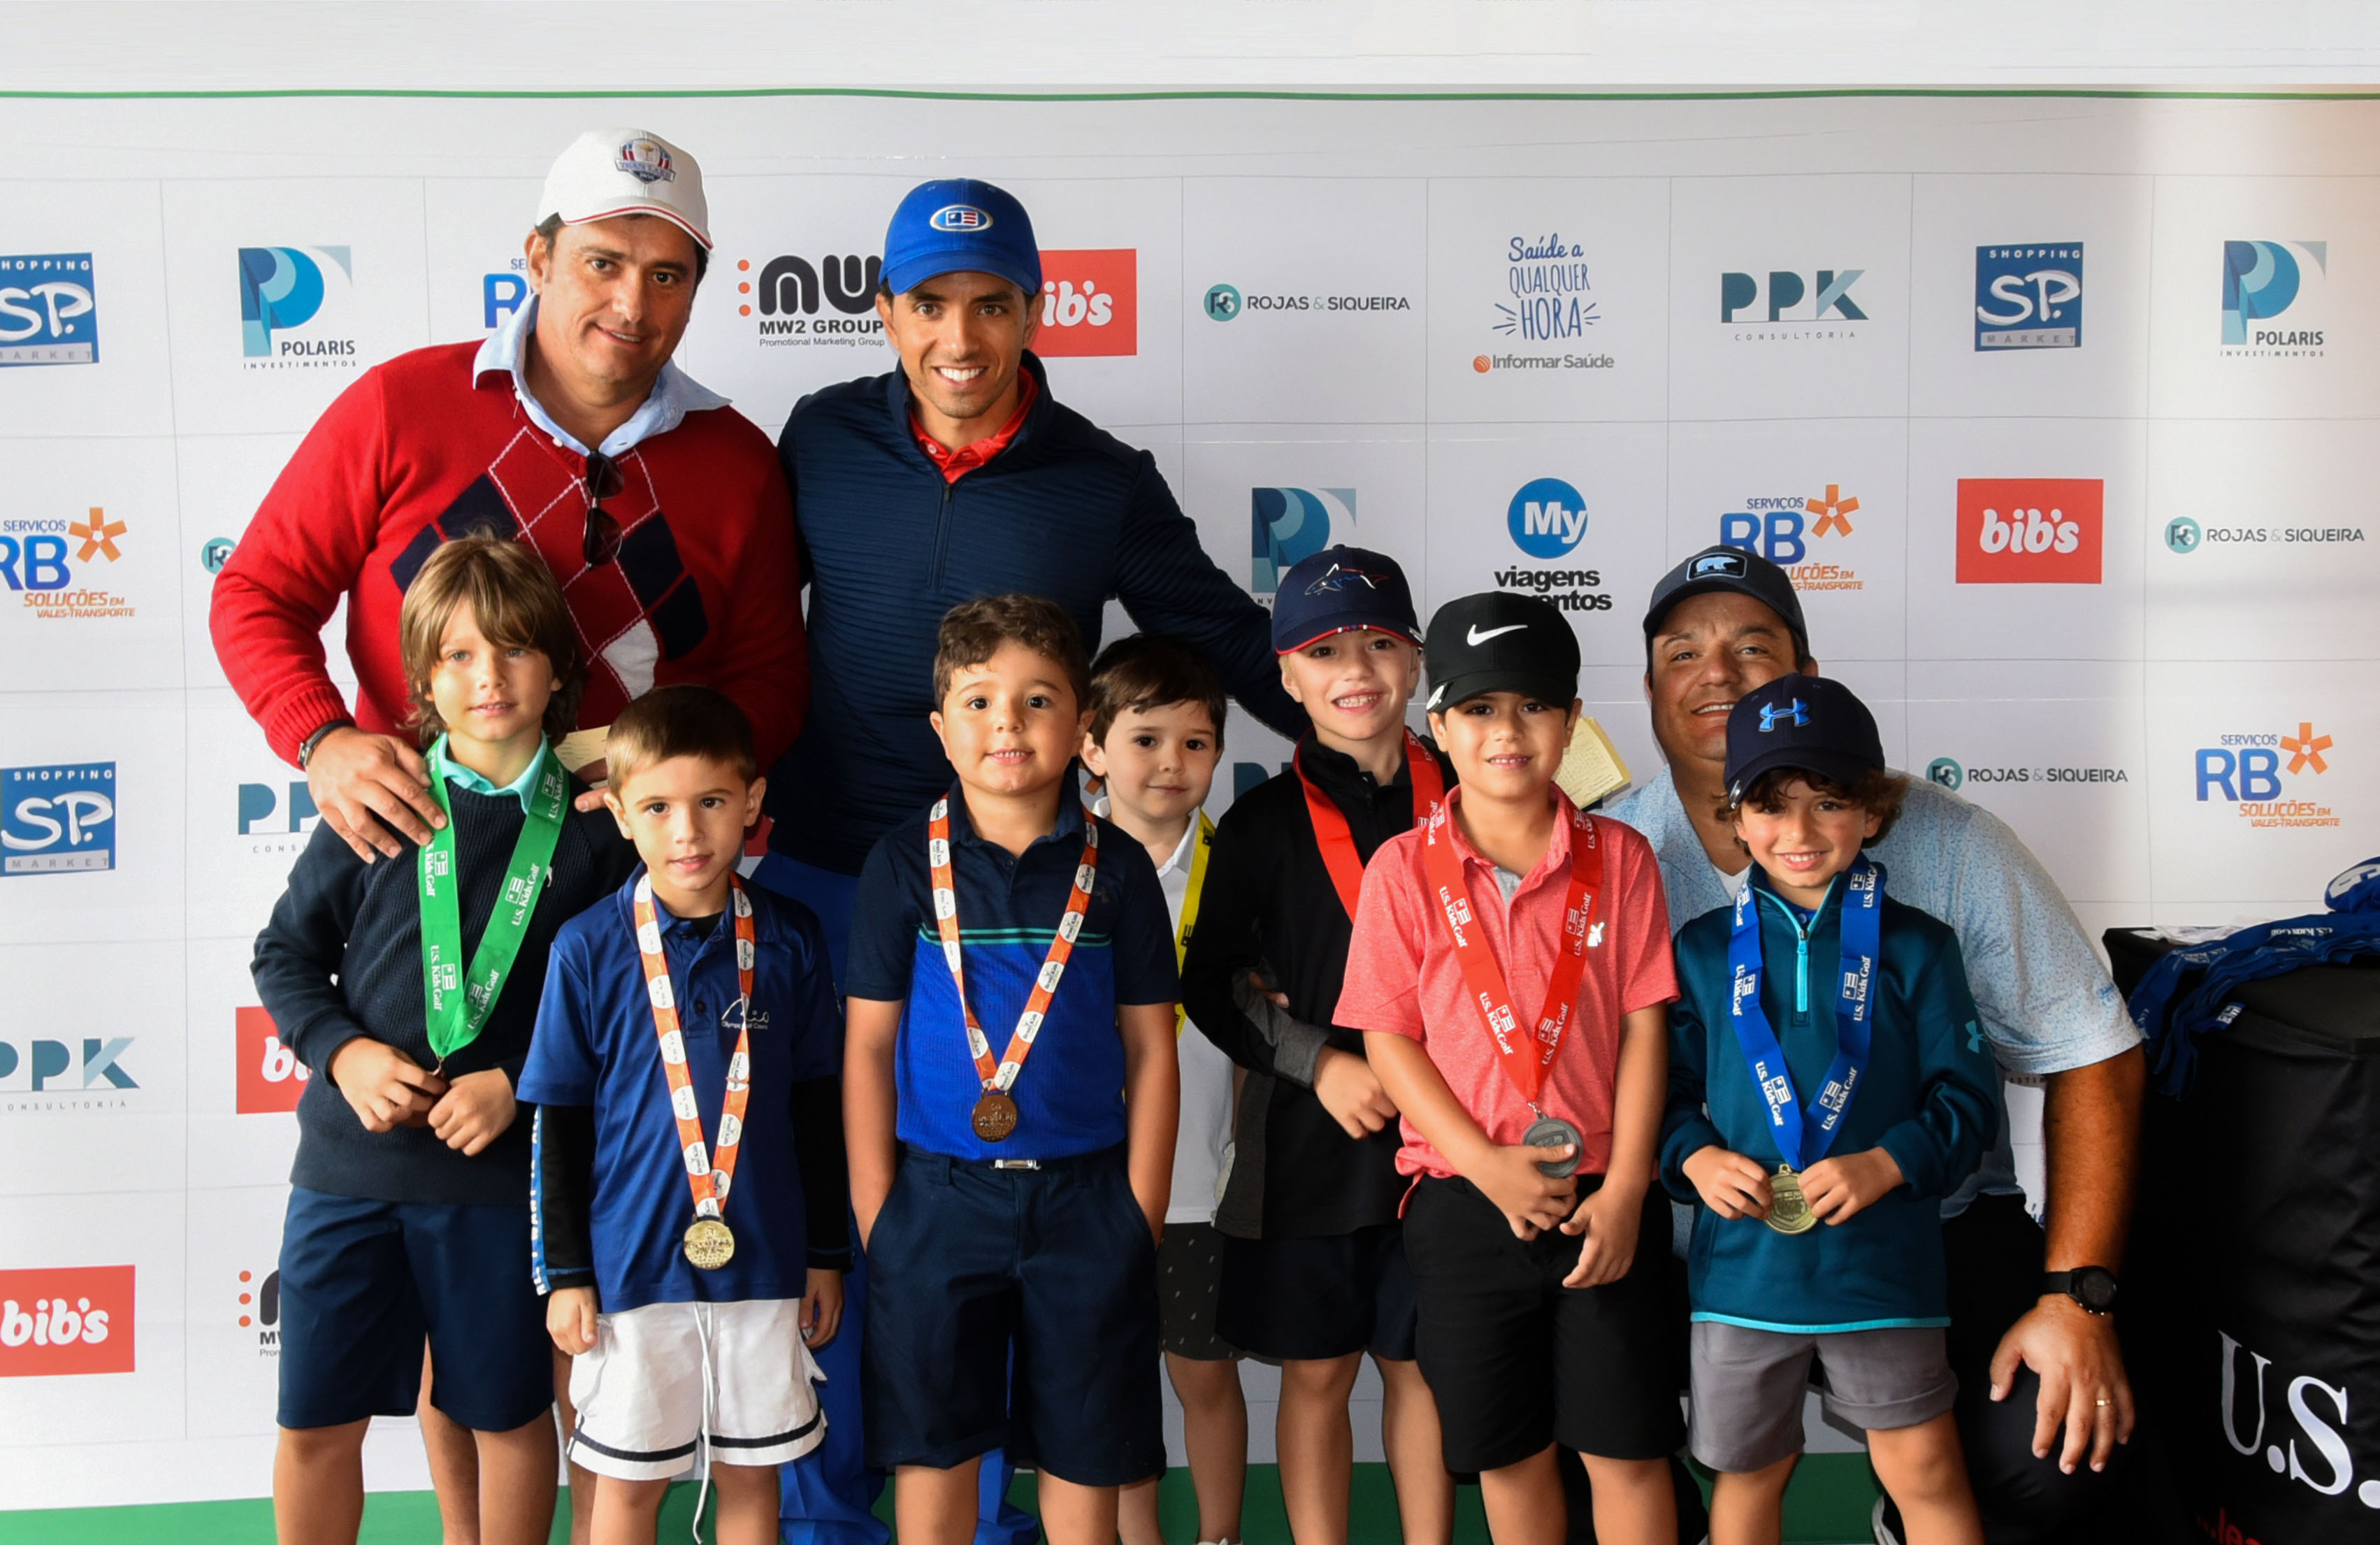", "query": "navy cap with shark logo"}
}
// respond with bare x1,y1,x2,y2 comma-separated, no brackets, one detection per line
1643,545,1810,666
1271,545,1421,654
1724,673,1884,803
1422,592,1580,714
